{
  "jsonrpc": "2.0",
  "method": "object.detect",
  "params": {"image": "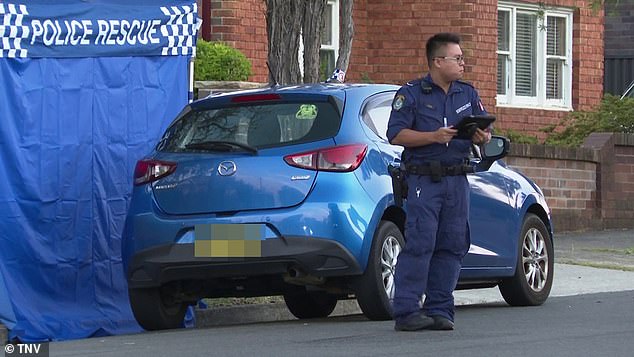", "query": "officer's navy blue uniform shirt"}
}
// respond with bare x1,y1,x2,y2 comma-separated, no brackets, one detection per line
386,74,486,165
